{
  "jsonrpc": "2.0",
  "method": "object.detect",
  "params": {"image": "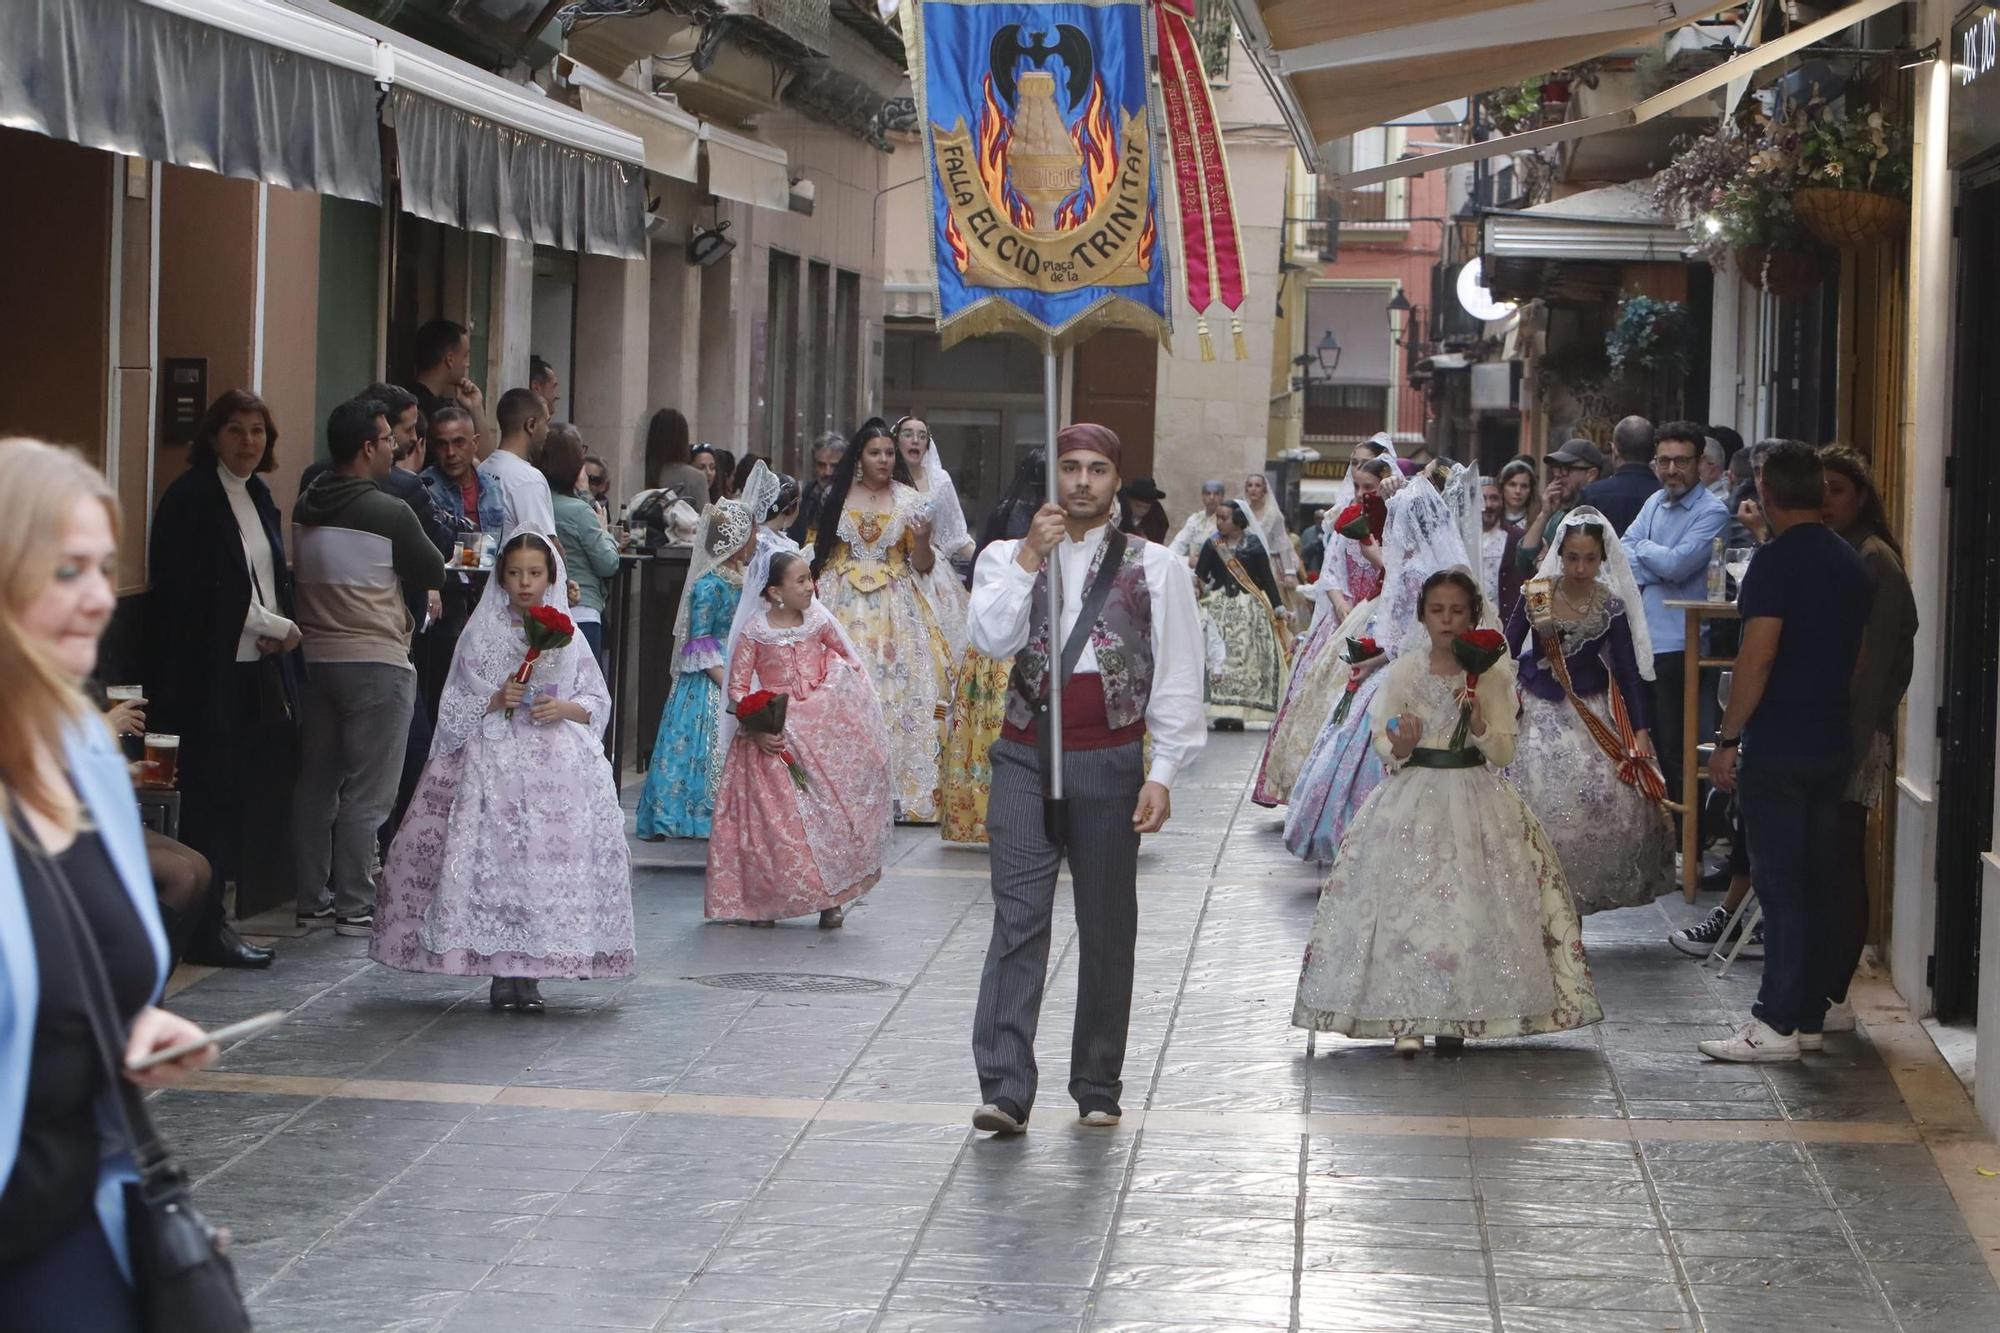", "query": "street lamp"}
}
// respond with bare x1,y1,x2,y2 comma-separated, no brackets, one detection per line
1316,327,1342,375
1294,328,1342,391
